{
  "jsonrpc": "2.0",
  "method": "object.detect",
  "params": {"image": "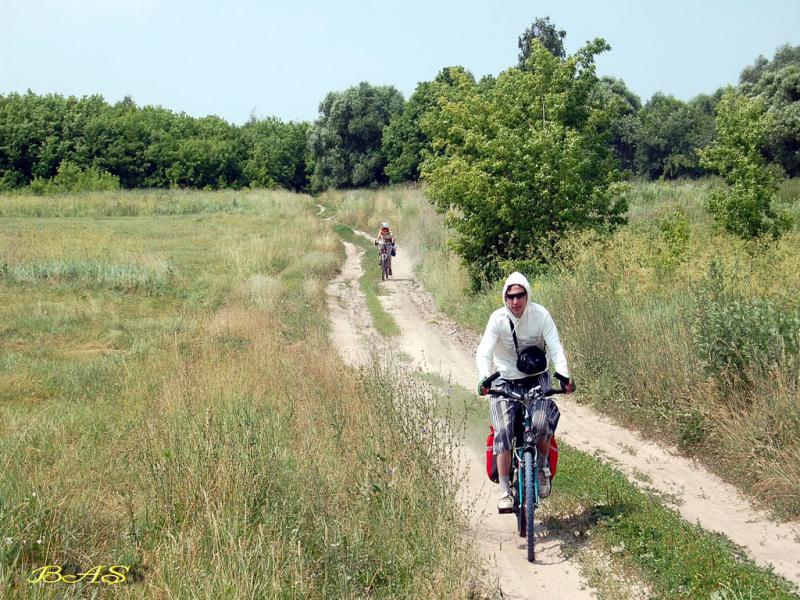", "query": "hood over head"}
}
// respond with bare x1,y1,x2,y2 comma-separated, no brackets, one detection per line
502,271,532,317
